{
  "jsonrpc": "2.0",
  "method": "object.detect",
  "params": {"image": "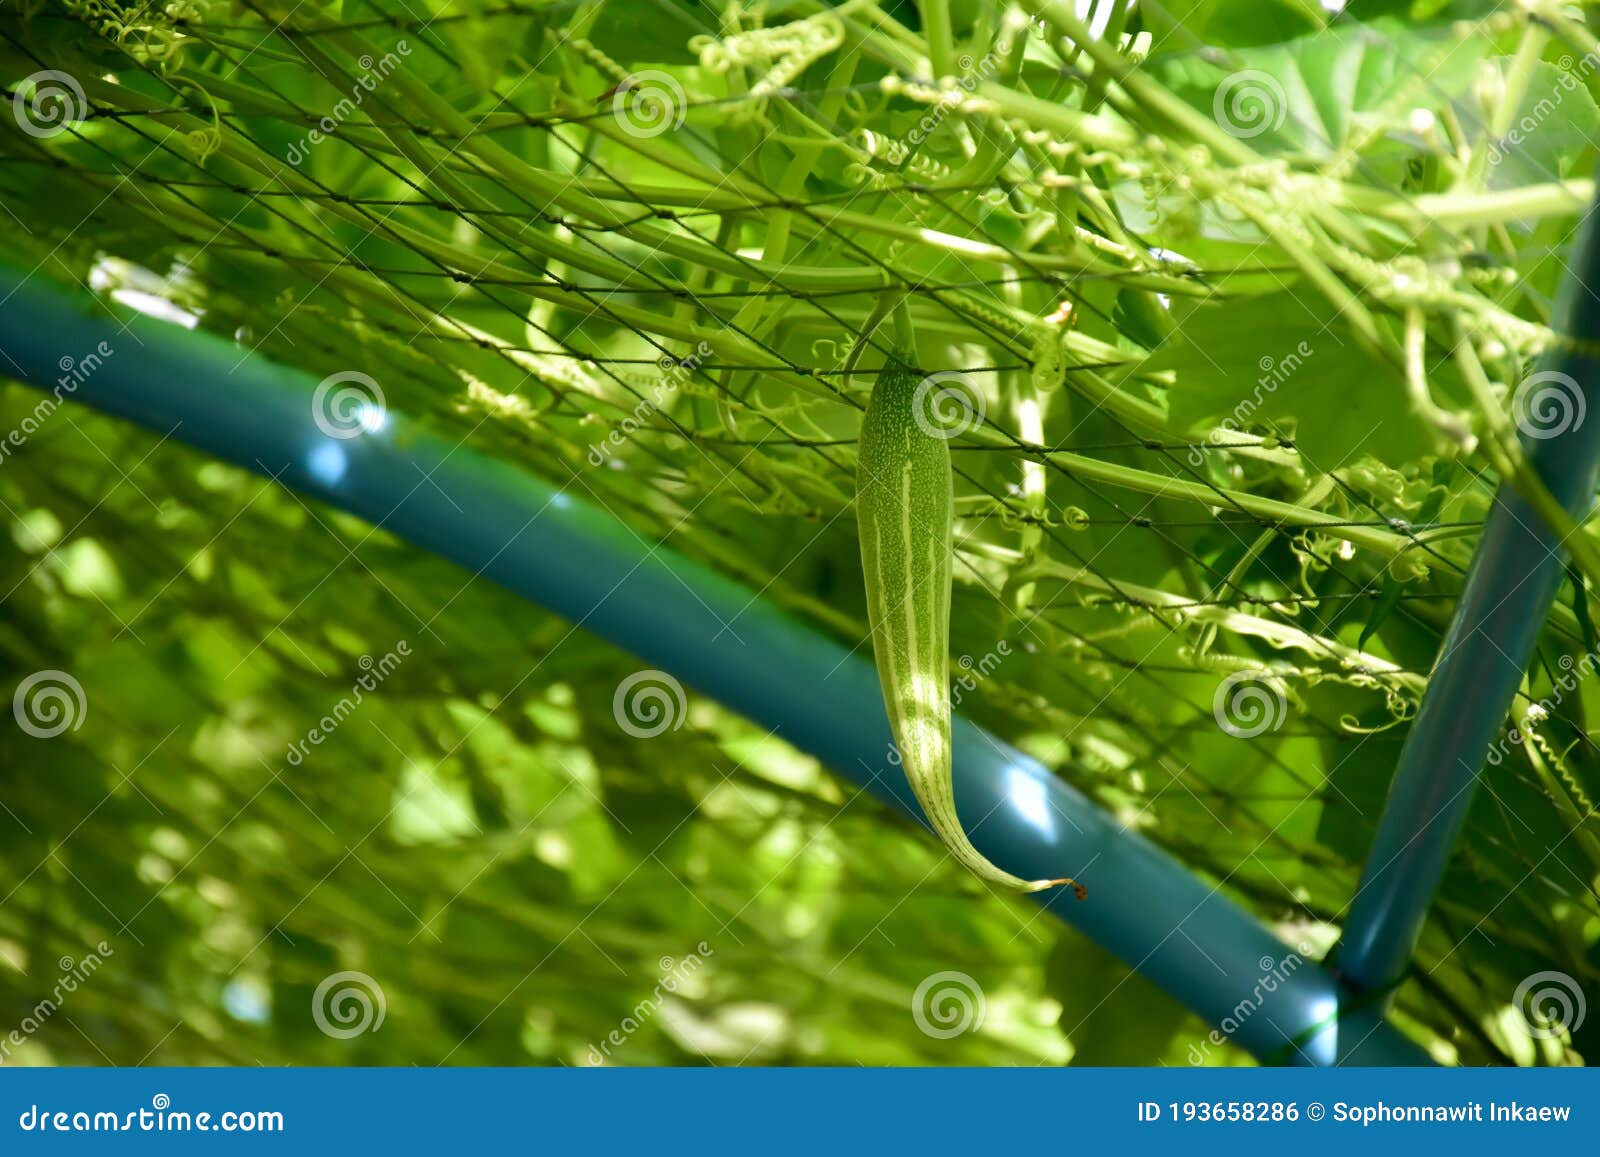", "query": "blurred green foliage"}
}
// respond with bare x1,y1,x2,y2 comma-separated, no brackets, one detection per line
0,393,1235,1065
1,0,1597,1067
